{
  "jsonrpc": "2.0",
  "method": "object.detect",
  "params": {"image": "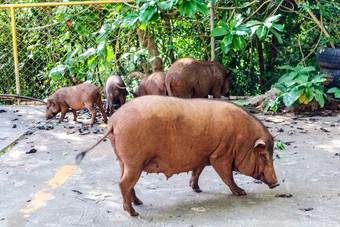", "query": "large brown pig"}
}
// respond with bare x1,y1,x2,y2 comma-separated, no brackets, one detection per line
104,75,129,115
77,96,279,216
46,83,107,126
132,72,166,97
166,58,232,98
